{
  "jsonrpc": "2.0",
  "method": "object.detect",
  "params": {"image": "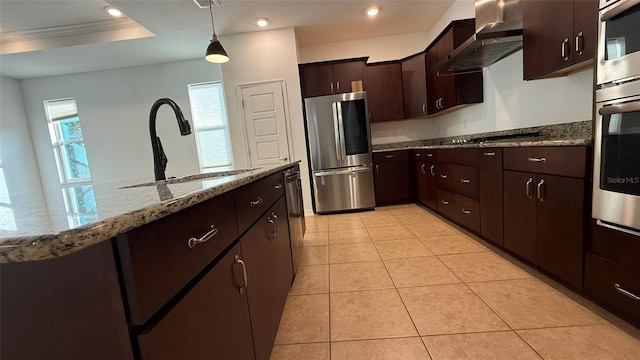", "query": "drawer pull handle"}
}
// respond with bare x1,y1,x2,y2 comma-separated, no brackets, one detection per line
273,184,282,190
385,154,395,159
250,197,264,207
187,225,218,248
426,153,434,157
421,163,426,174
462,209,471,215
525,178,534,200
415,153,421,157
440,174,448,179
527,157,546,163
537,179,545,202
430,165,435,176
615,283,640,301
461,178,471,184
272,212,280,235
234,255,248,294
441,200,449,205
483,152,496,157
